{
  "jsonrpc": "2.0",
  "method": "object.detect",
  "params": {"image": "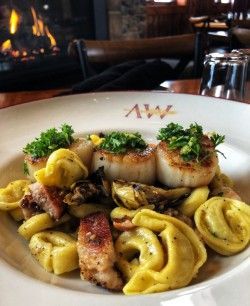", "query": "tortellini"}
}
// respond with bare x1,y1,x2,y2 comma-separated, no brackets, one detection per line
179,186,209,217
115,209,207,295
18,213,55,240
110,205,155,220
0,180,30,211
34,148,88,188
194,197,250,255
29,231,78,275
